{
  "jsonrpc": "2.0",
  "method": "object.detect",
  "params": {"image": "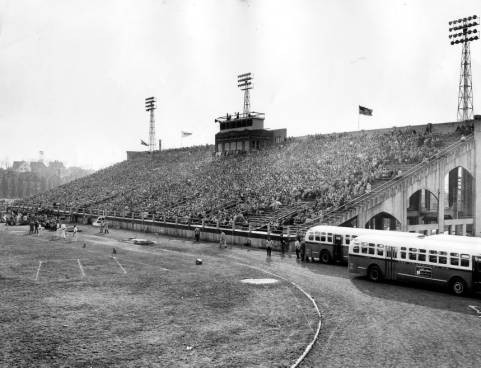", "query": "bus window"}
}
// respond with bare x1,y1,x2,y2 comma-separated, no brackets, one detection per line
450,257,459,266
308,233,314,241
450,252,459,257
377,246,384,256
368,245,375,255
361,242,368,254
429,255,437,263
400,250,406,259
327,233,333,243
418,254,426,262
439,256,447,264
439,251,447,256
321,232,326,242
345,235,350,245
353,245,359,253
461,254,470,267
419,249,426,254
429,250,437,255
408,248,417,260
315,232,321,241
